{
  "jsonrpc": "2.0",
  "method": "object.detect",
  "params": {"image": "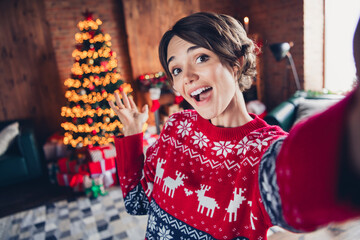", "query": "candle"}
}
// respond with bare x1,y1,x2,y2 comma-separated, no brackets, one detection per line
244,17,249,33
